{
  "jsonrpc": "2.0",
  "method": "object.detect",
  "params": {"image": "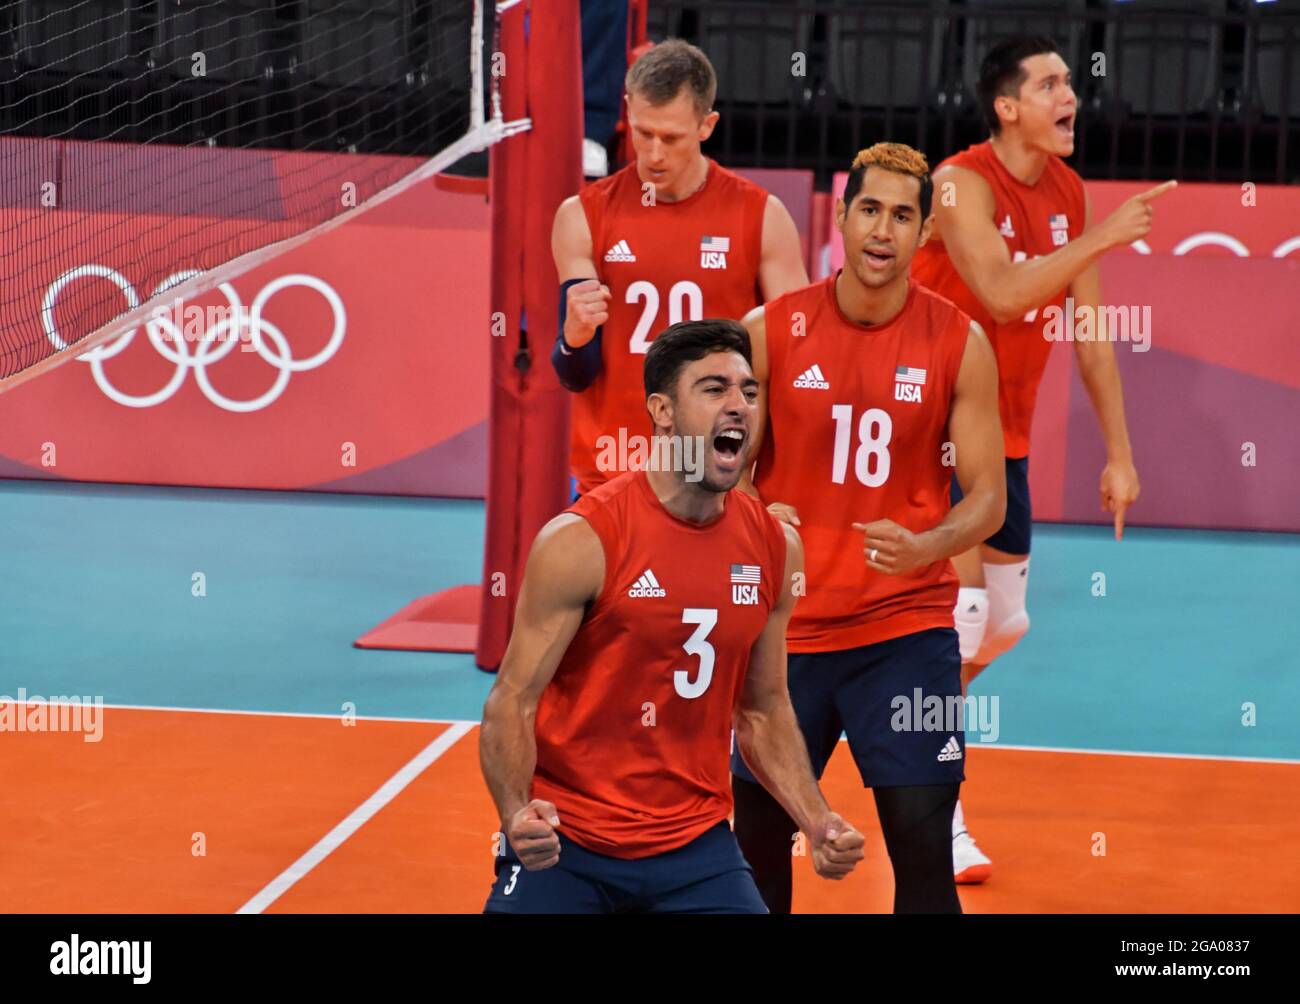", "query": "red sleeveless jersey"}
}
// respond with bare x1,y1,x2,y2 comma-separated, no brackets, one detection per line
912,141,1086,458
571,159,769,494
532,470,787,859
754,275,970,653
